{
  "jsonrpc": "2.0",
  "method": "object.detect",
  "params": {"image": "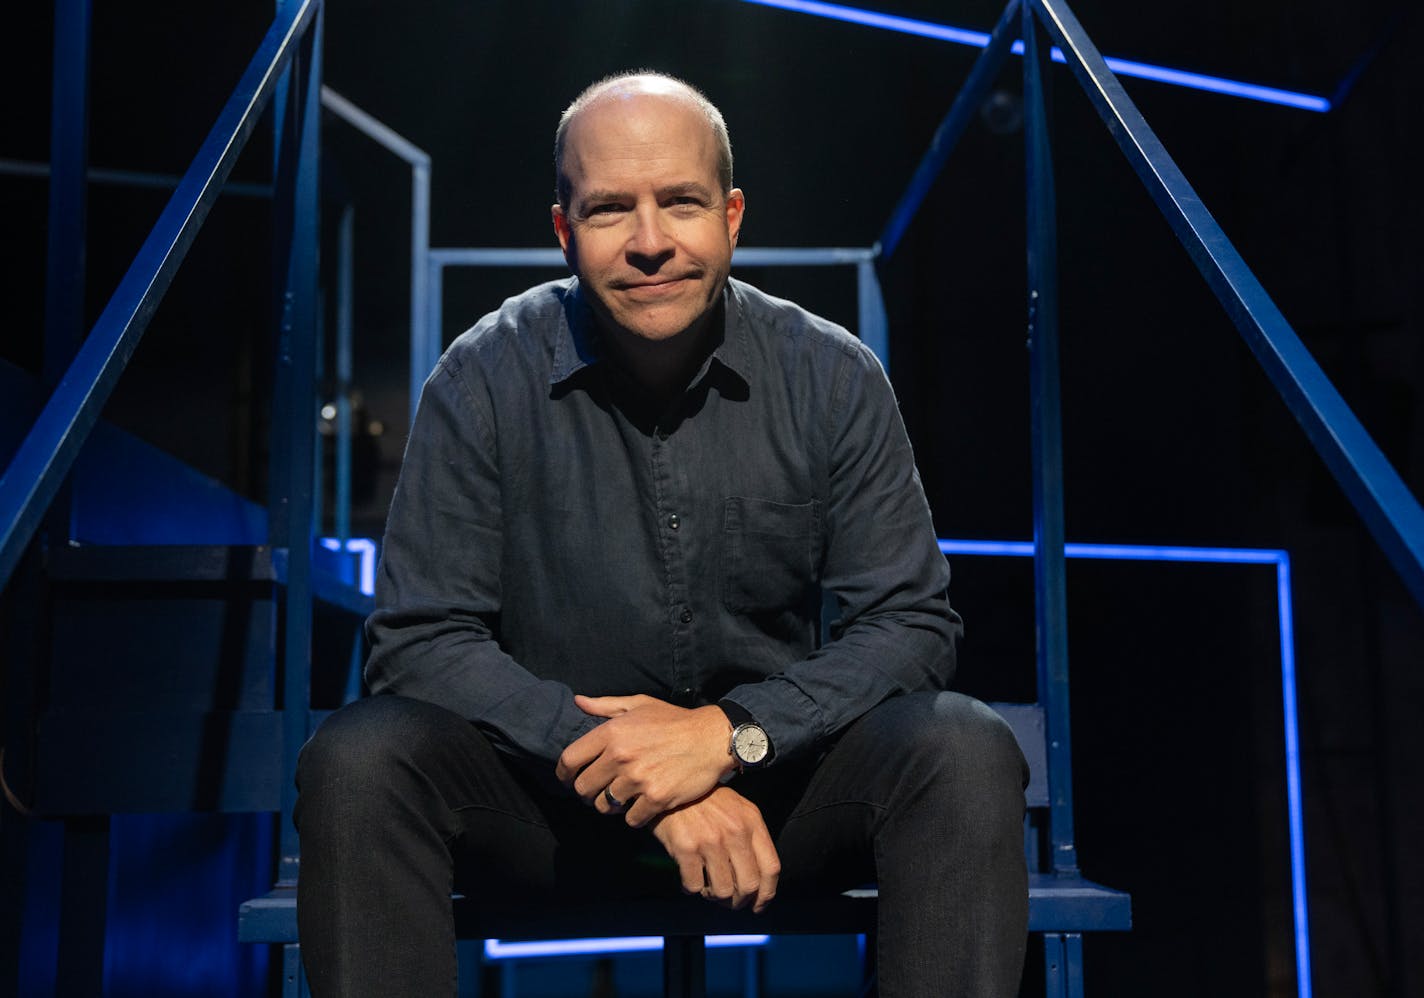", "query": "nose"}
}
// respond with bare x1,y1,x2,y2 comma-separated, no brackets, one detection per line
626,203,674,267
